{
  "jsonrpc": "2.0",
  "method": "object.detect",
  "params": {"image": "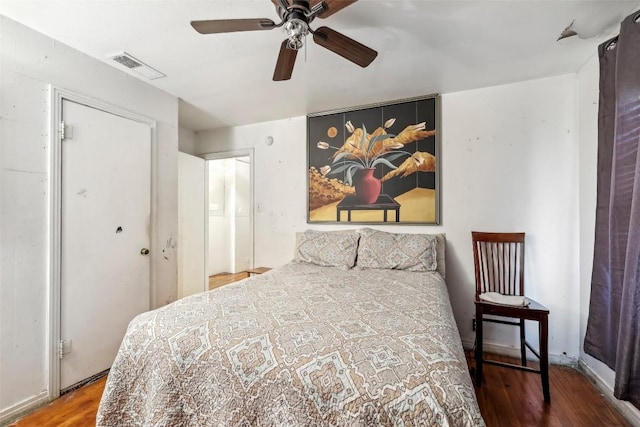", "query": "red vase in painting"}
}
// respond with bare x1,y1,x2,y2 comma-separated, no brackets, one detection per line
354,168,381,204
